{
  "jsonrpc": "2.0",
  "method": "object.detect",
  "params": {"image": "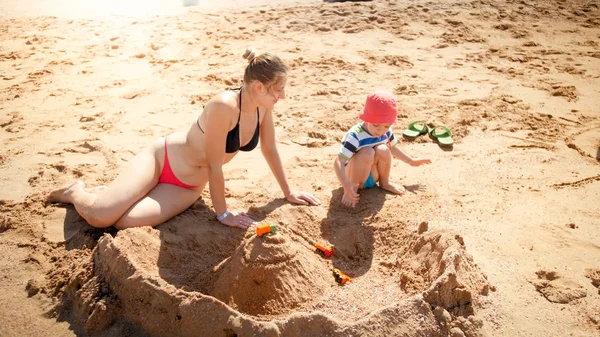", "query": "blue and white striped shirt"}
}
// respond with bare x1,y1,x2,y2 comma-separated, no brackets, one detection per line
338,123,398,160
